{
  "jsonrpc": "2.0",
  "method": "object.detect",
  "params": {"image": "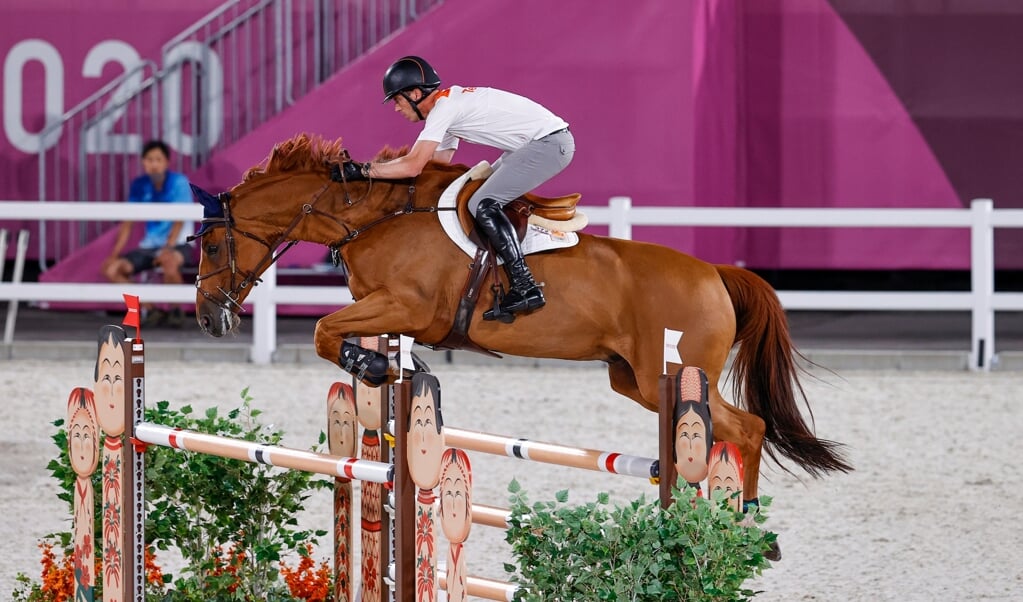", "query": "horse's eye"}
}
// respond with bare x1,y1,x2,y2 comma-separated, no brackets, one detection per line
206,244,219,256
